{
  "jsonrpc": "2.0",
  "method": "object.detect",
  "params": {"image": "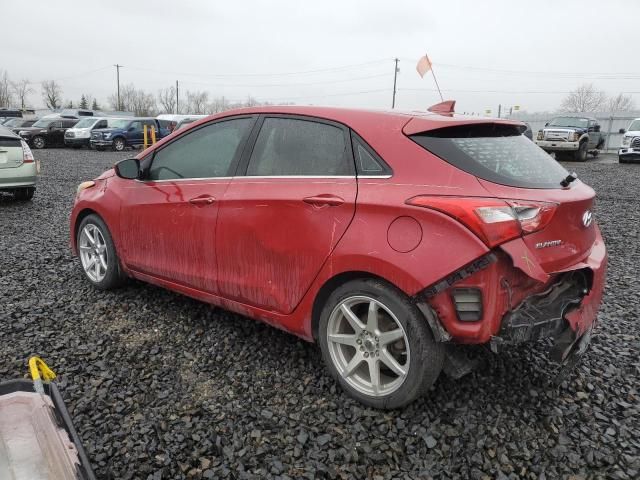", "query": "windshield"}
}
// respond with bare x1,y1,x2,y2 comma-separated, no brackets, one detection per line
74,118,98,128
628,120,640,131
411,123,569,189
32,119,55,128
106,119,129,128
3,118,20,126
548,117,589,128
